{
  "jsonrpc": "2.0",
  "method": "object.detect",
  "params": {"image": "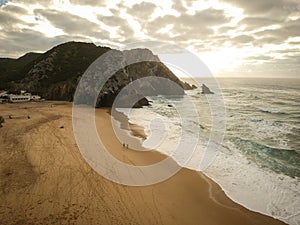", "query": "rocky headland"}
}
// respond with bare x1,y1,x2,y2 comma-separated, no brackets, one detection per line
0,41,196,107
